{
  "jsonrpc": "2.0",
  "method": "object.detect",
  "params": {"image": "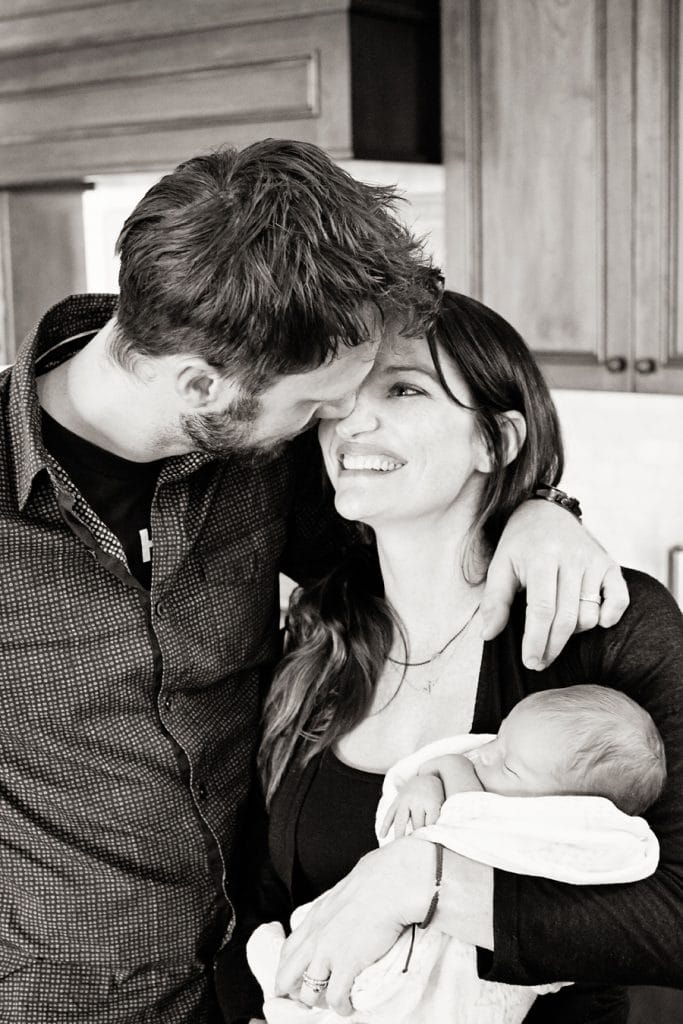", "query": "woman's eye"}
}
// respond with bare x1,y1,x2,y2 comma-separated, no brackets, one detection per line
389,382,424,398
